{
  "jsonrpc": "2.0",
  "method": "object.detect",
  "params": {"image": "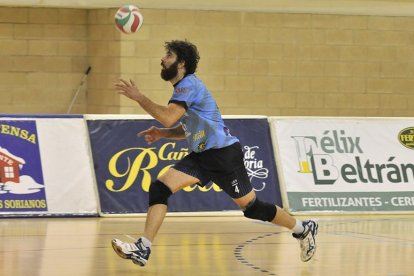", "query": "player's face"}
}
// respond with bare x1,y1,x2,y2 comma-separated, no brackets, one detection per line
161,60,179,81
161,51,179,81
